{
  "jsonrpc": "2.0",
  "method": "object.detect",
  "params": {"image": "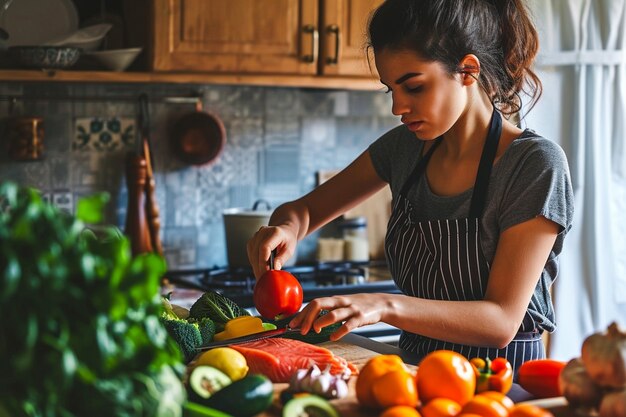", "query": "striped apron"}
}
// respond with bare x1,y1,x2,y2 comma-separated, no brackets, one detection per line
385,109,544,375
